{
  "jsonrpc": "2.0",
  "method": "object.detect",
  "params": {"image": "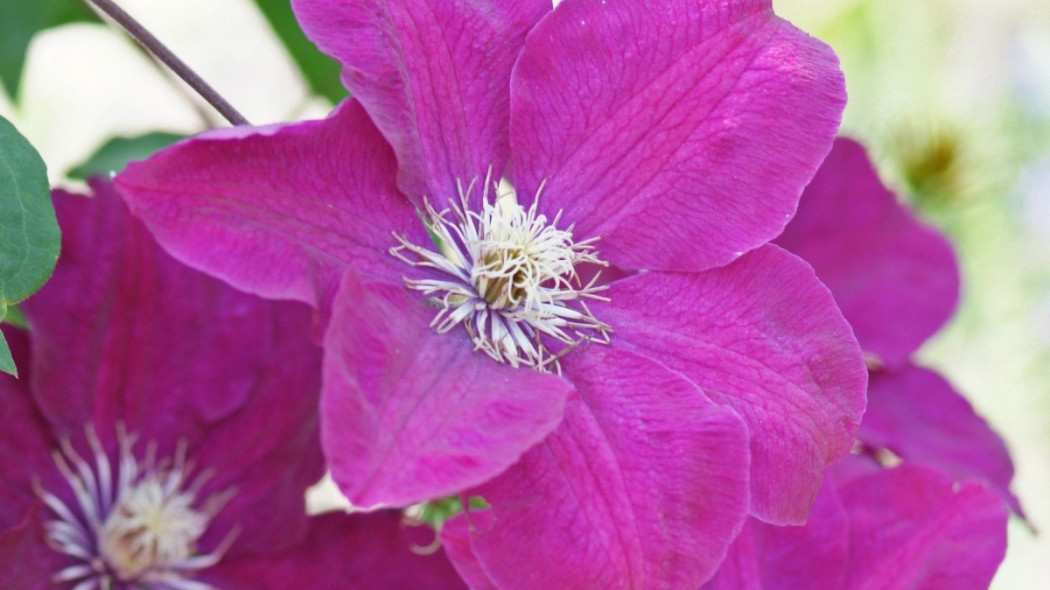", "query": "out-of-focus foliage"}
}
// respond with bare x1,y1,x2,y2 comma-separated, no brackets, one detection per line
0,115,60,376
253,0,347,104
0,0,99,99
778,0,1047,214
68,132,185,179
